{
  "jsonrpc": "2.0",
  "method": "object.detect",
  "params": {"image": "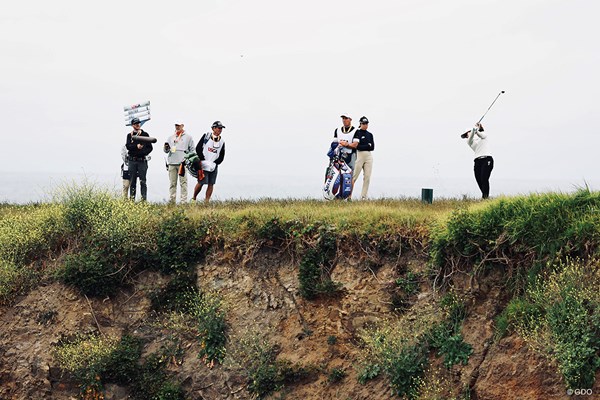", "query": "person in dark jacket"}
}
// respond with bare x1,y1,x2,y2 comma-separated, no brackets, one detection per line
352,116,375,200
125,117,153,201
192,121,226,203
